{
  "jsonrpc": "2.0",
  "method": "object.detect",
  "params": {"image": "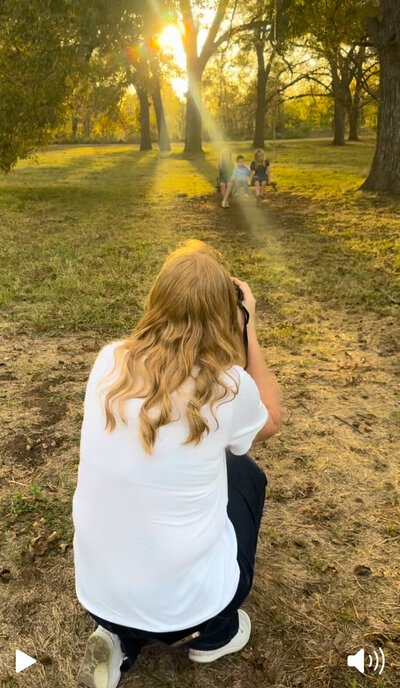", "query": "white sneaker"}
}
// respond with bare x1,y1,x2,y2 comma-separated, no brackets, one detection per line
188,609,251,664
77,626,124,688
